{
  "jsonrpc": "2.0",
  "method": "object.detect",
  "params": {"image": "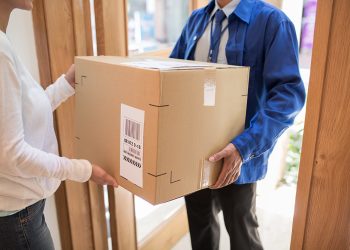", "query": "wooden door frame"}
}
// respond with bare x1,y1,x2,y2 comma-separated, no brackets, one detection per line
32,0,109,249
291,0,334,248
292,0,350,248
